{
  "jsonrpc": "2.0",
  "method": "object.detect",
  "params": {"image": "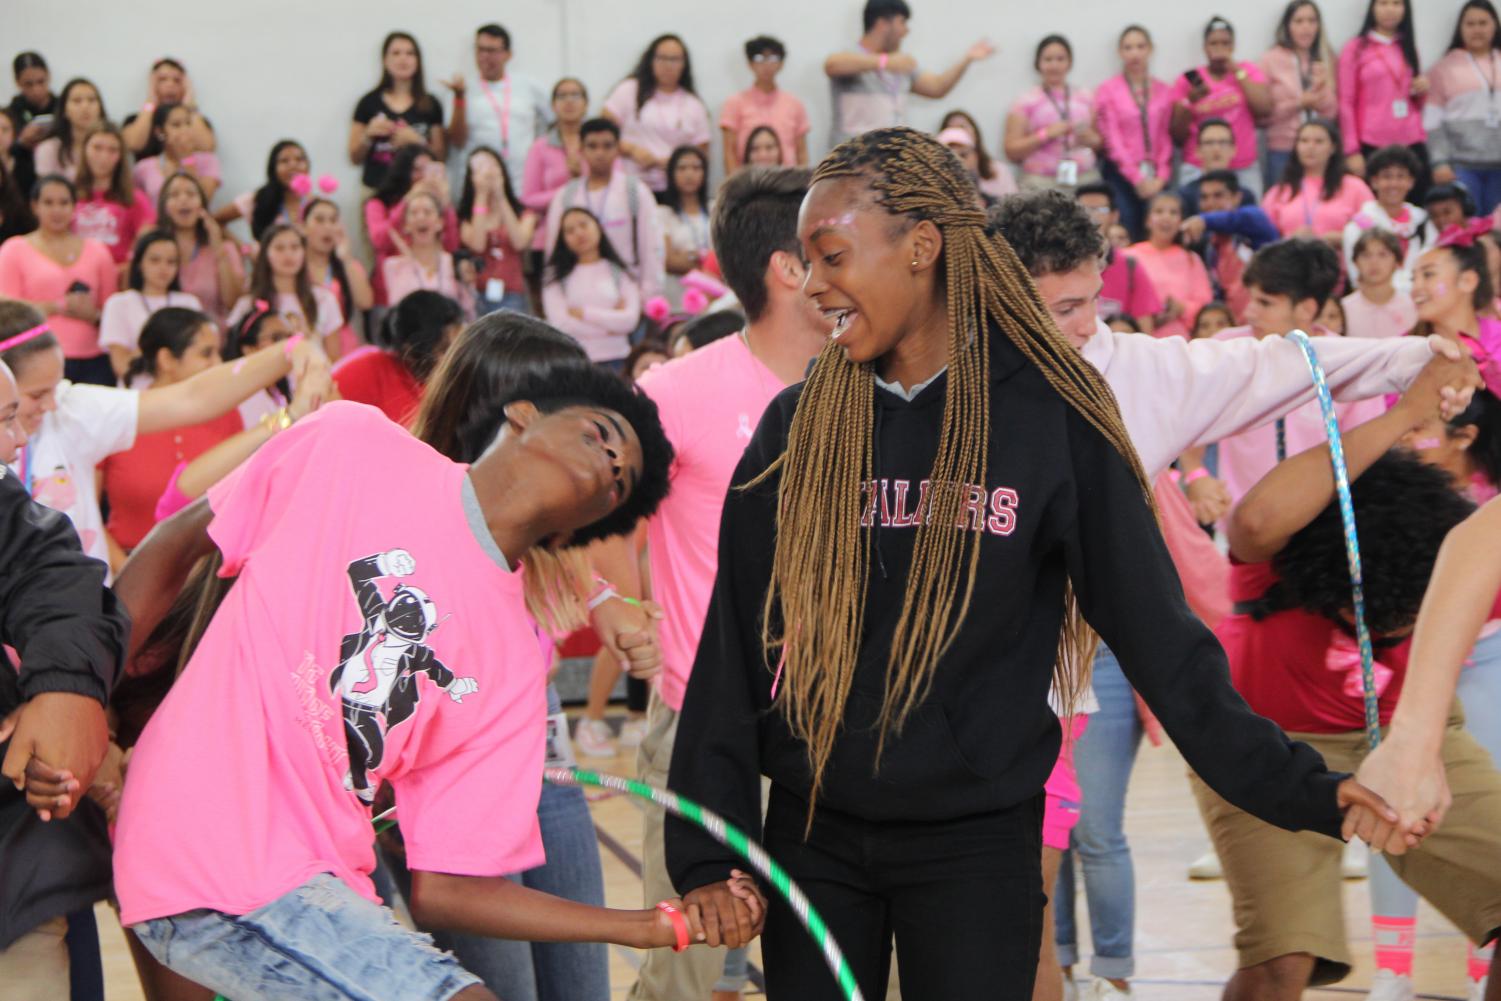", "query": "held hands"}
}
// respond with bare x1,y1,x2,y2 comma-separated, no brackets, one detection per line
288,333,331,387
287,361,335,421
1338,776,1433,856
1404,345,1482,424
1185,474,1232,525
590,595,665,681
0,691,111,822
681,871,767,949
1347,728,1450,855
